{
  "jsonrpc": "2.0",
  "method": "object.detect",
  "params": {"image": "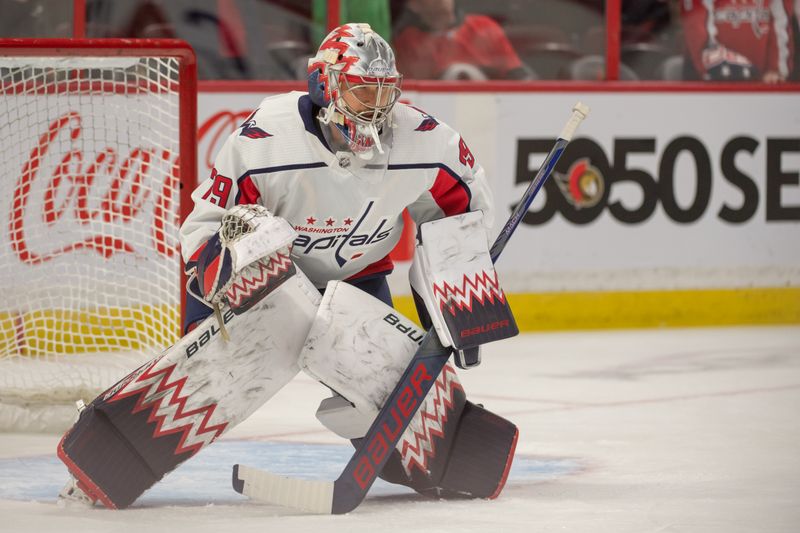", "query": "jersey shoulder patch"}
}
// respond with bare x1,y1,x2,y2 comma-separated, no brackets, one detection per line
239,117,272,139
408,104,440,132
391,104,465,168
393,102,441,133
238,92,306,140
